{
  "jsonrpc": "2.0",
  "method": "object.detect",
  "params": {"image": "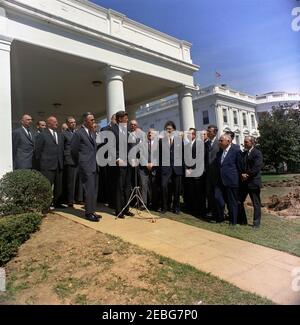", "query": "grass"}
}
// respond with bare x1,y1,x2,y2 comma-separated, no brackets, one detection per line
156,209,300,256
261,173,299,183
